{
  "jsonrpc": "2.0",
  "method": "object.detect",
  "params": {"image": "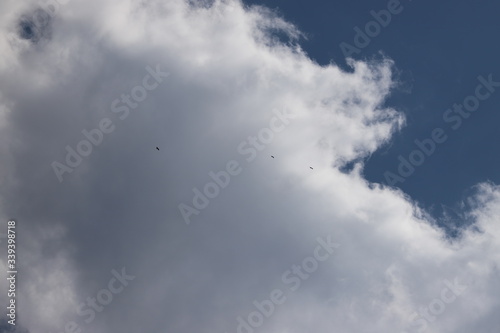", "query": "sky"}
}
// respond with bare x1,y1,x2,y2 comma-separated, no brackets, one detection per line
244,0,500,225
0,0,499,333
